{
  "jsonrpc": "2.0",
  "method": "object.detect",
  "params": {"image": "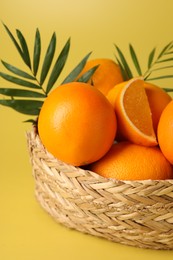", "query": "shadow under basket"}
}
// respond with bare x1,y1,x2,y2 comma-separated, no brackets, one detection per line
27,130,173,250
